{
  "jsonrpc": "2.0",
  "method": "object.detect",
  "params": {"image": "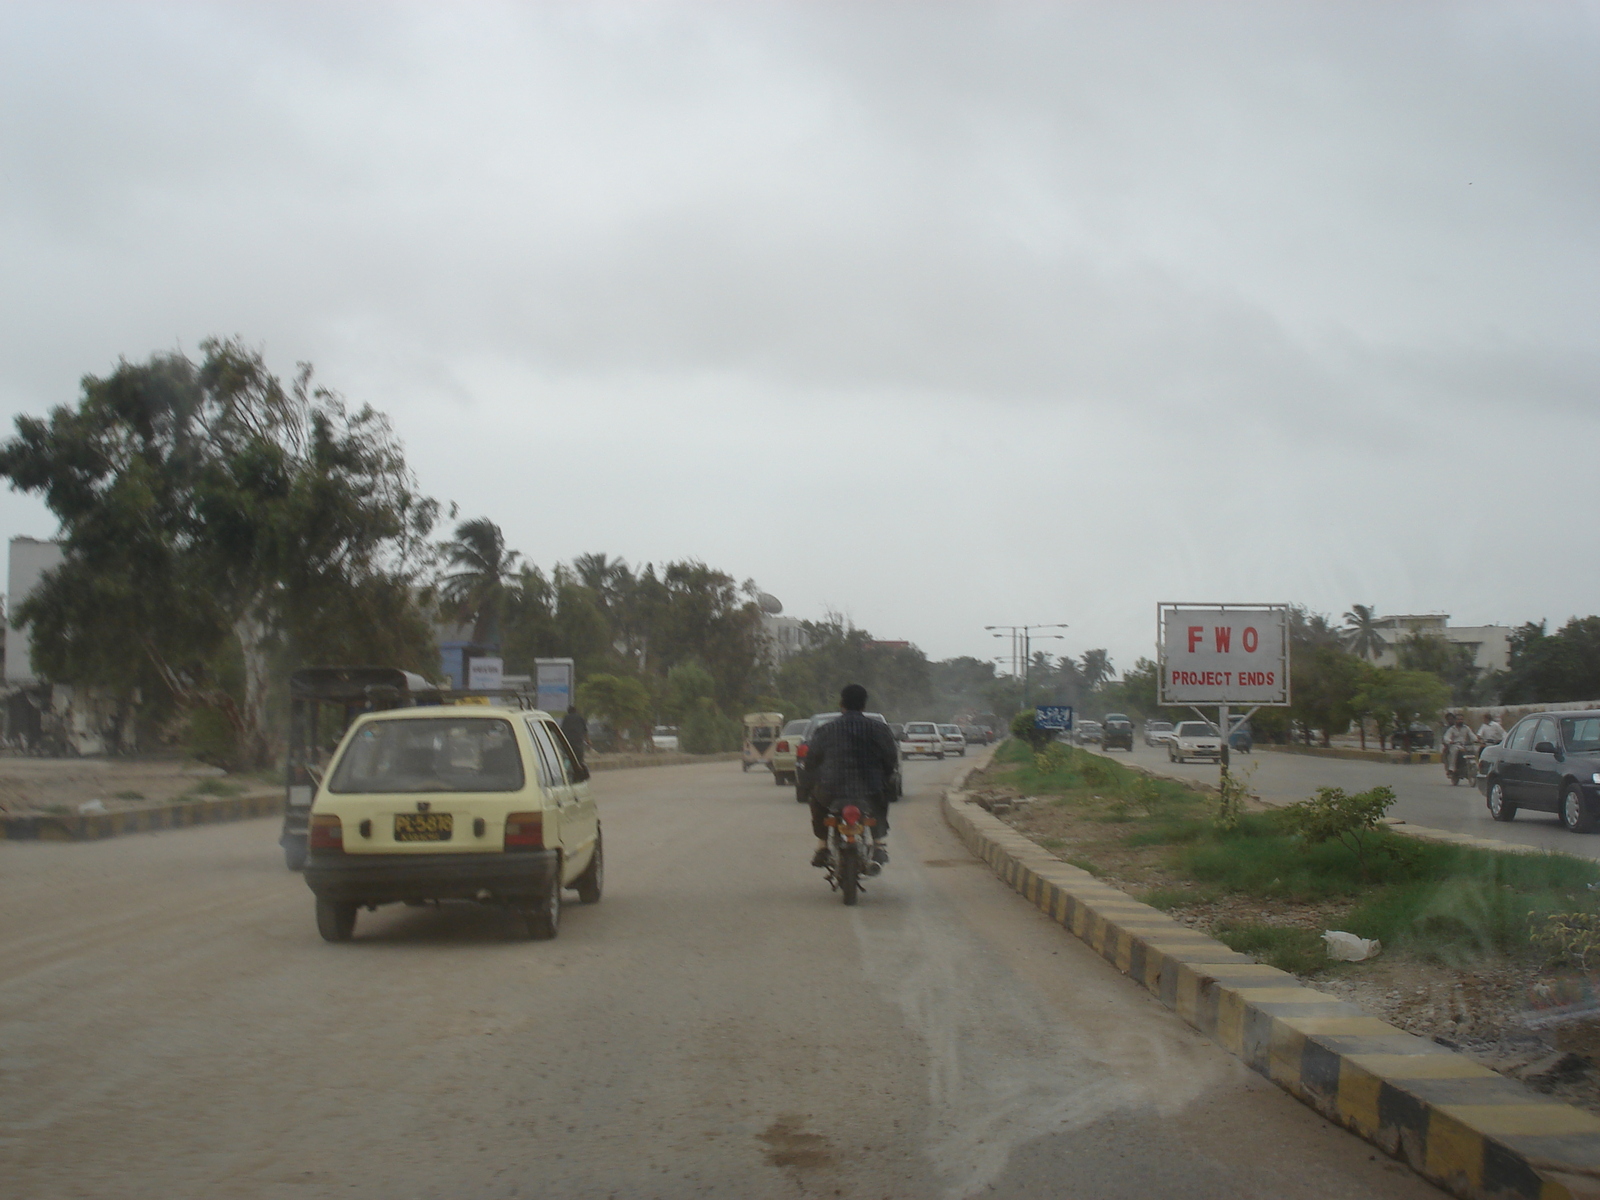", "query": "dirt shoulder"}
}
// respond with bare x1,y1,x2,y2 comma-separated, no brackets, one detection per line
967,746,1600,1115
0,756,267,816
